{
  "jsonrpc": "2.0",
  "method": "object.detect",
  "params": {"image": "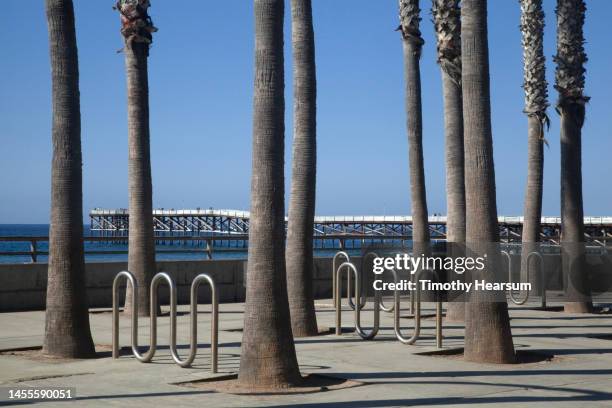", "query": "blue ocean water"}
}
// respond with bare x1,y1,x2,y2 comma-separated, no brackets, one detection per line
0,224,346,264
0,224,252,264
